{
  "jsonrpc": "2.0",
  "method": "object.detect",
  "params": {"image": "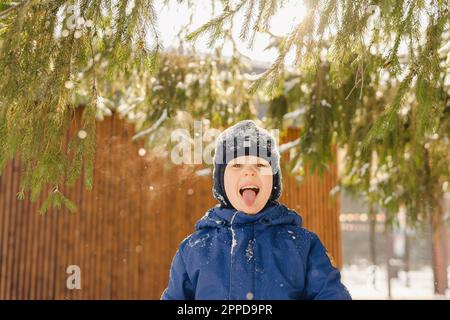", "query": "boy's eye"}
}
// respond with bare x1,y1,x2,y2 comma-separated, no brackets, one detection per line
232,163,267,168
